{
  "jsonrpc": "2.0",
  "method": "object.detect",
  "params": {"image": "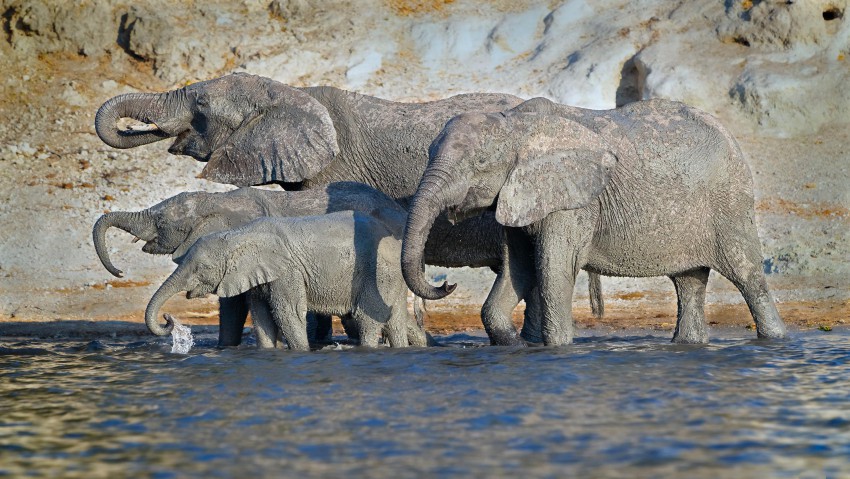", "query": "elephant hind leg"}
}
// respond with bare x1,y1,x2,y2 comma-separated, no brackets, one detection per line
382,302,411,348
354,314,381,348
670,267,711,344
713,232,786,339
247,290,279,349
